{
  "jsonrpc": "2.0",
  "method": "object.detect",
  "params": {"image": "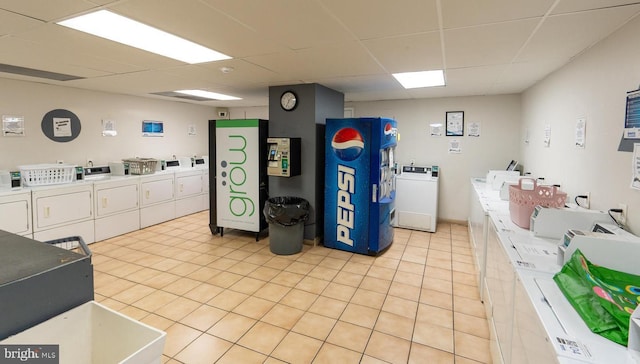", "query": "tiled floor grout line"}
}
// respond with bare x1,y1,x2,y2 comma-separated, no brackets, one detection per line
90,213,490,363
404,229,430,364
